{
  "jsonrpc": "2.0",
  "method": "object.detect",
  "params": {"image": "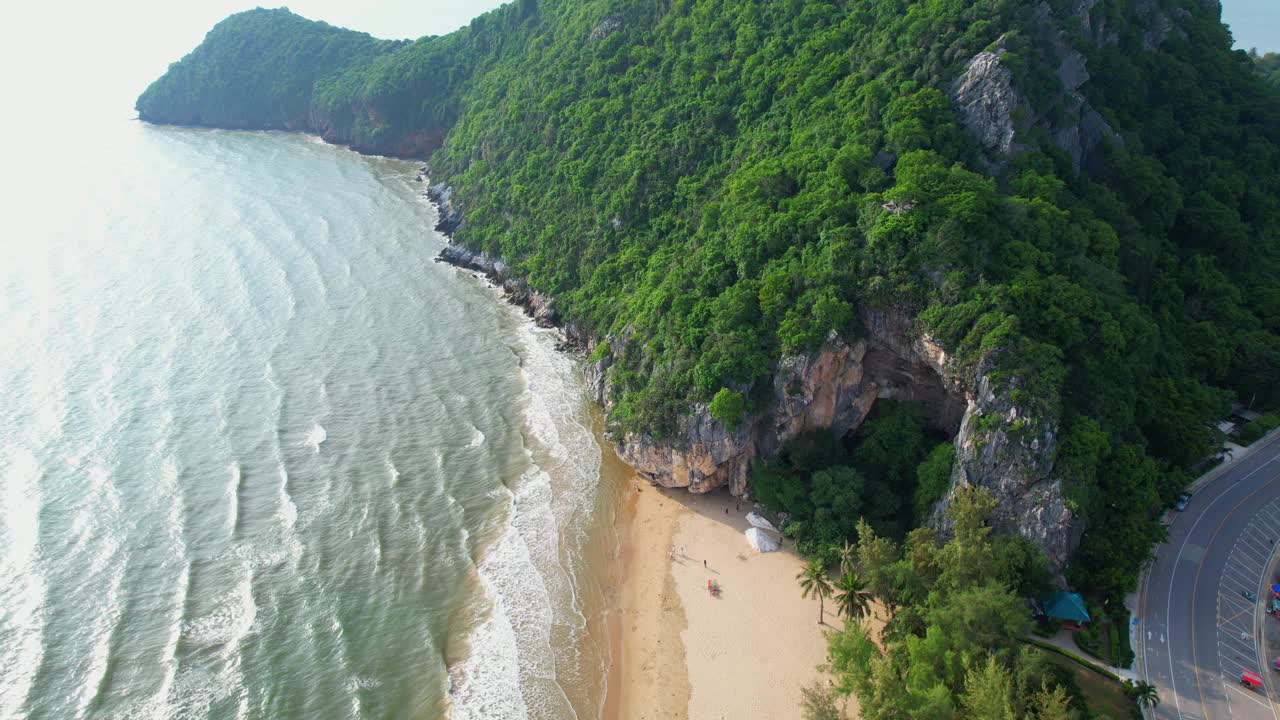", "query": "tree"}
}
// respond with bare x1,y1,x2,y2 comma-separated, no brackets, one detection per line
960,657,1016,720
800,681,845,720
855,519,901,611
835,571,874,622
838,539,857,576
1027,682,1077,720
709,387,747,429
1130,680,1159,709
798,558,834,624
